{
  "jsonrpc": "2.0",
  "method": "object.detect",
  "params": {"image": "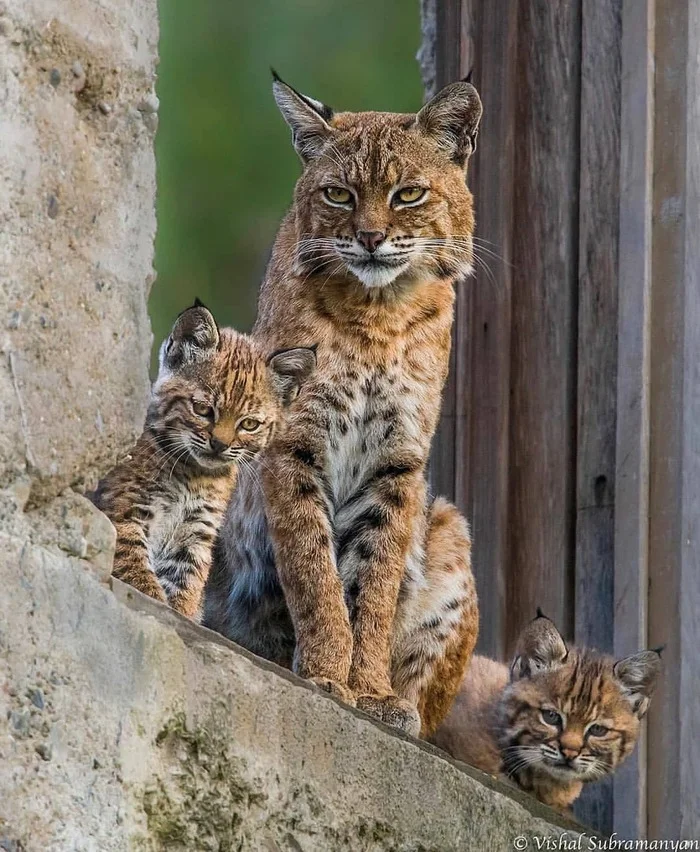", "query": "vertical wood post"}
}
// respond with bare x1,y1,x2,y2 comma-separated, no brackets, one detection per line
425,0,700,838
647,0,700,838
612,0,655,837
